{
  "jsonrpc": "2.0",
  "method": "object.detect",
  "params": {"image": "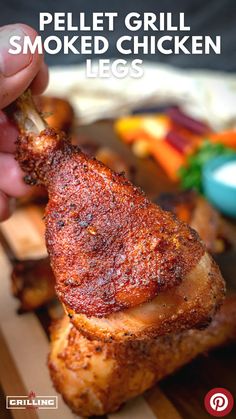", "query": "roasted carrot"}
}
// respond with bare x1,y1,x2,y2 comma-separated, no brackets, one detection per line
208,131,236,150
115,115,187,181
147,137,186,182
